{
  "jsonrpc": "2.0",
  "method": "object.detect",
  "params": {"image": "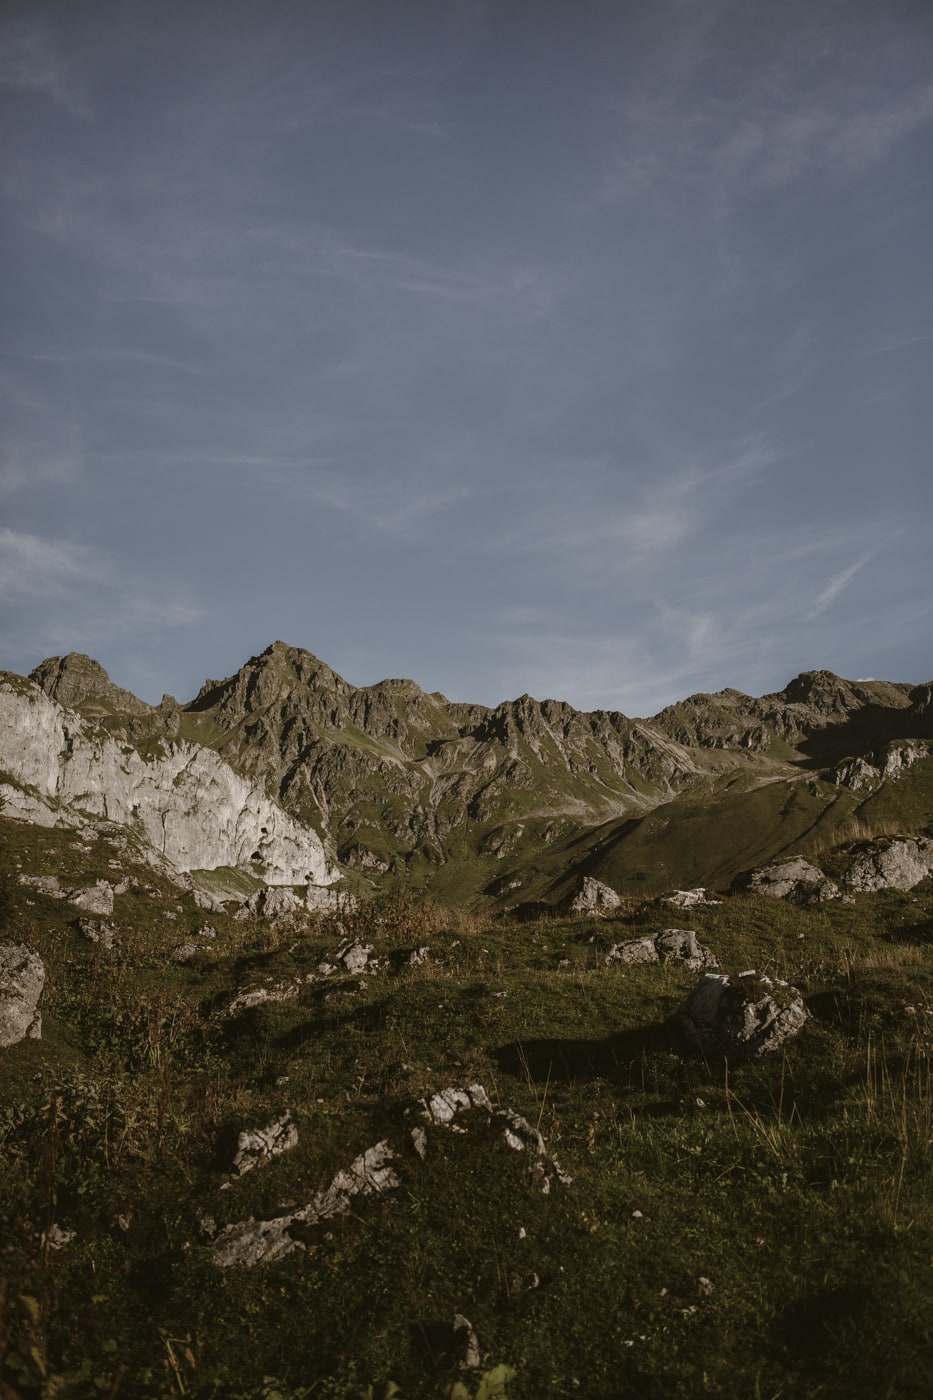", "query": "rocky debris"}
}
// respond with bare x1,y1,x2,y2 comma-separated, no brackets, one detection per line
197,923,217,939
193,889,230,913
68,880,115,916
663,888,722,909
328,939,376,975
605,929,718,971
833,740,928,790
678,971,809,1058
213,1140,398,1267
843,836,933,894
75,918,117,950
171,942,200,962
41,1223,76,1250
246,886,304,919
19,874,64,898
226,976,311,1014
0,944,45,1046
735,857,840,907
232,1112,299,1176
417,1084,572,1188
563,876,622,916
344,844,390,873
307,885,355,913
452,1314,481,1369
420,1084,495,1129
